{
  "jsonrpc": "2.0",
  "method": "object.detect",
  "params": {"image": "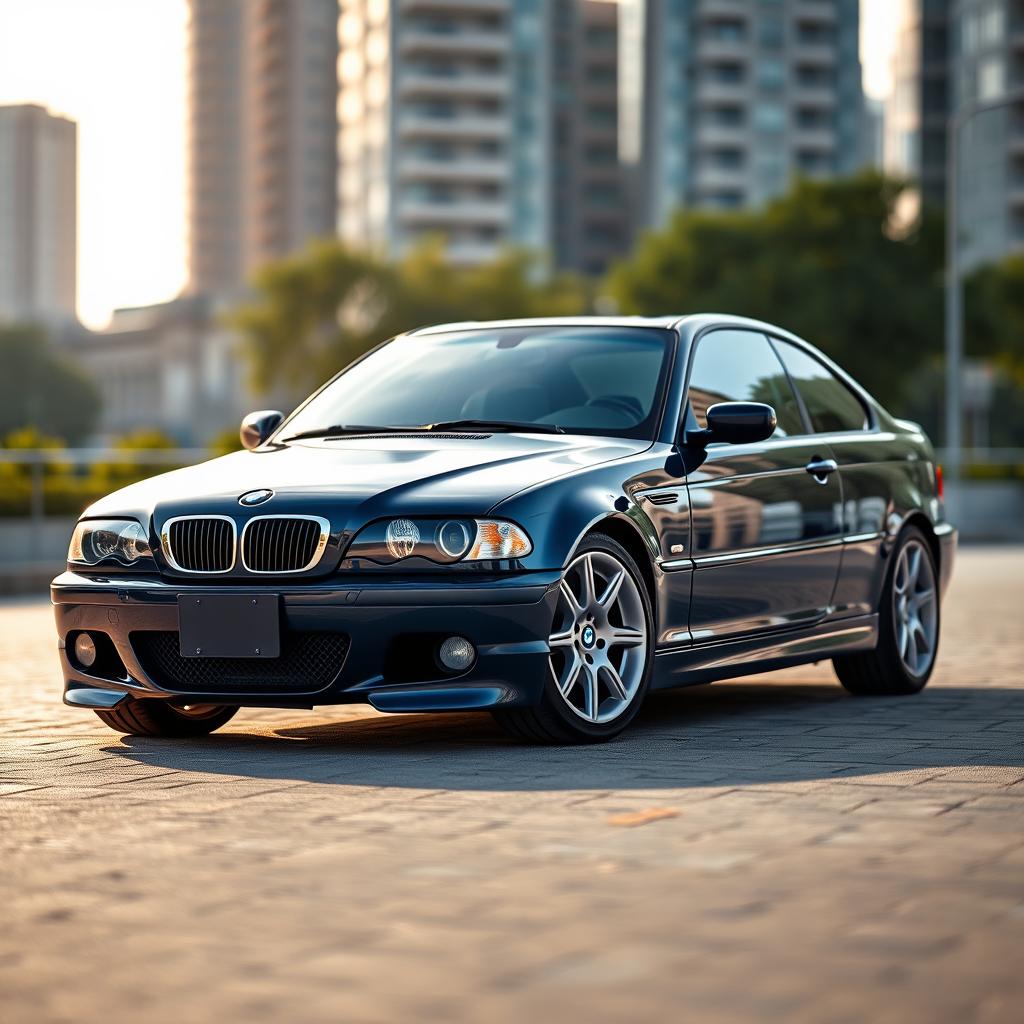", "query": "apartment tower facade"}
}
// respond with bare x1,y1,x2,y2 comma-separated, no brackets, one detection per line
0,104,77,324
339,0,627,274
629,0,863,226
187,0,339,297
